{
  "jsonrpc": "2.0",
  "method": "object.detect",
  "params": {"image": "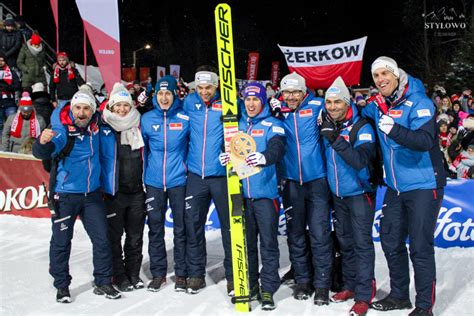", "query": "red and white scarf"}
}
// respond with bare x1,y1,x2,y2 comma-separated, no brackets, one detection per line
53,64,75,83
10,111,41,138
0,65,13,97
